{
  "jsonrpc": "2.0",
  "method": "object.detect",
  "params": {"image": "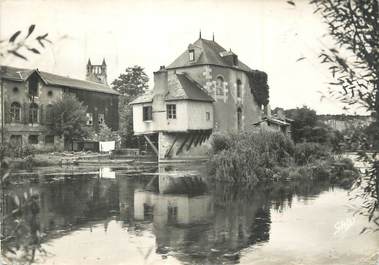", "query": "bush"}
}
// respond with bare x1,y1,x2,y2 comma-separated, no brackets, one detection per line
294,142,331,165
0,142,35,158
208,131,356,187
210,133,233,154
208,131,295,183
